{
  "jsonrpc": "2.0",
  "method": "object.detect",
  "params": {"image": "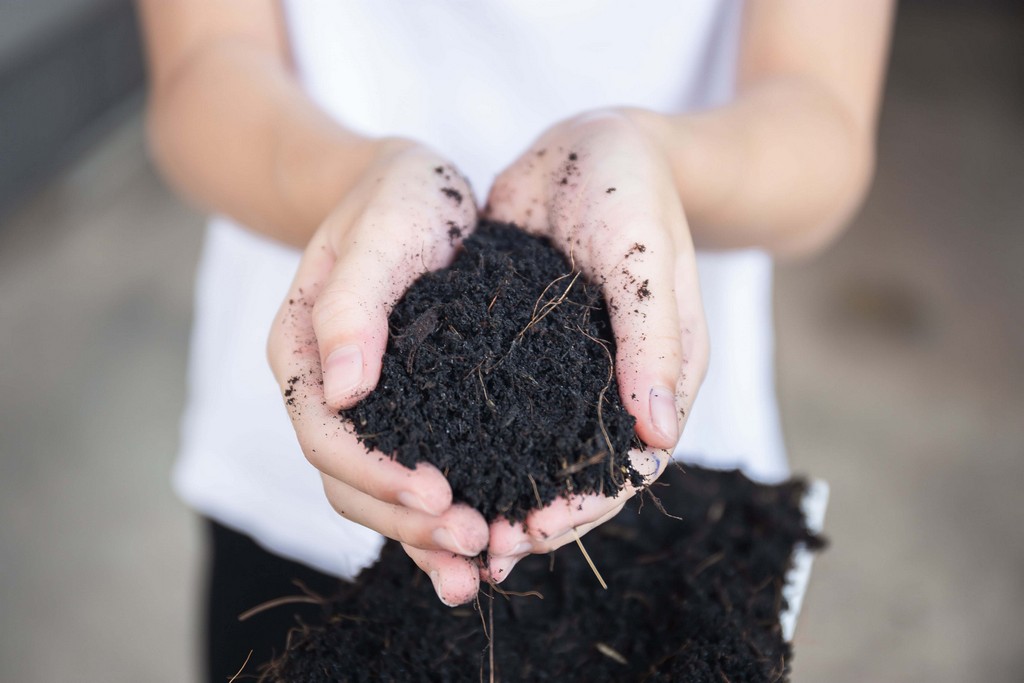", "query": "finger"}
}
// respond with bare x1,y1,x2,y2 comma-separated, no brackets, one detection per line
598,221,690,450
487,443,668,559
529,500,627,555
322,476,488,555
485,501,627,583
576,156,708,449
483,552,528,584
672,244,711,436
494,118,709,450
487,519,533,559
494,175,698,449
315,161,476,409
403,543,481,606
488,488,626,564
494,446,668,553
526,490,630,545
579,183,708,451
486,493,619,569
268,241,454,515
486,474,635,557
485,151,549,233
